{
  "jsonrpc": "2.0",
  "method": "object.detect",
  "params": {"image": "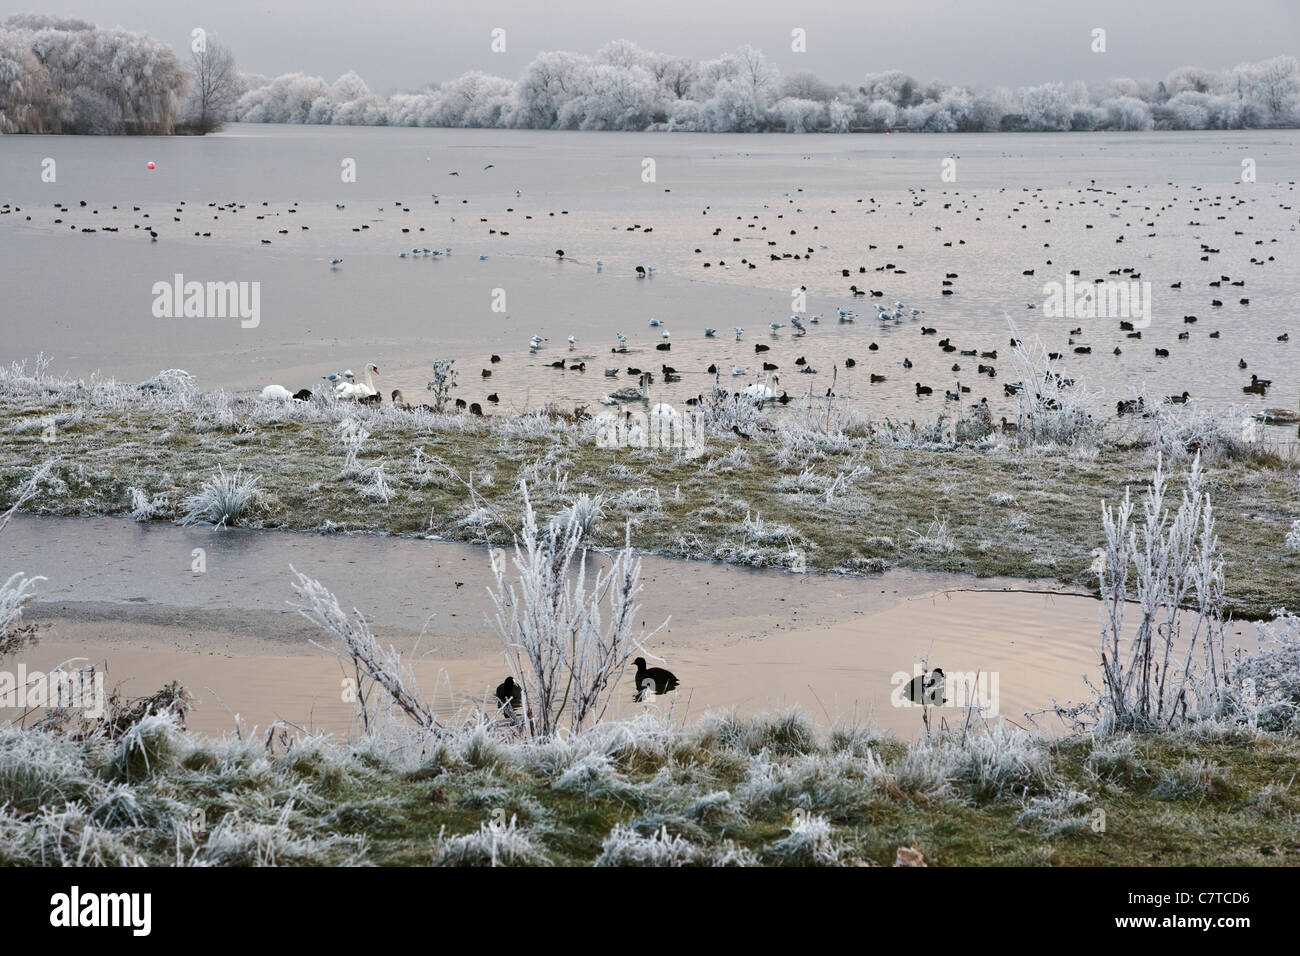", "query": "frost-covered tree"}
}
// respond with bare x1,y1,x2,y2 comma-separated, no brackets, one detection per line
179,38,242,132
558,62,656,130
1098,95,1154,130
781,71,834,102
860,69,919,107
1229,55,1300,125
827,97,854,132
863,98,898,131
772,96,822,132
1165,65,1217,95
233,72,331,123
646,52,695,100
428,71,516,127
197,37,1300,134
516,50,588,128
0,28,64,131
4,18,186,133
327,71,388,125
1018,82,1073,131
690,45,780,130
